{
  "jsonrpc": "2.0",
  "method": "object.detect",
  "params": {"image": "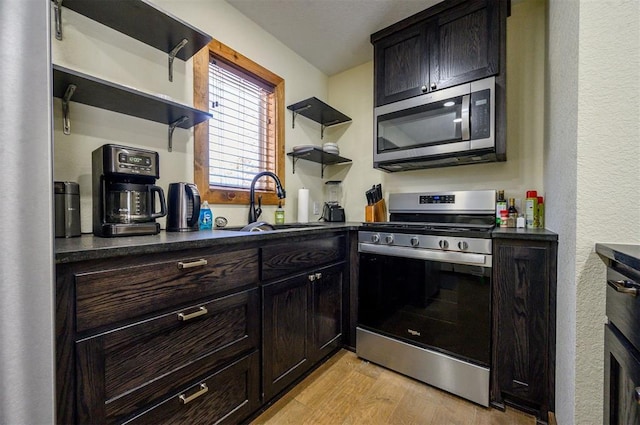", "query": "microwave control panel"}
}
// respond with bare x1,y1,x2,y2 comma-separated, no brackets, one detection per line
470,89,491,140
